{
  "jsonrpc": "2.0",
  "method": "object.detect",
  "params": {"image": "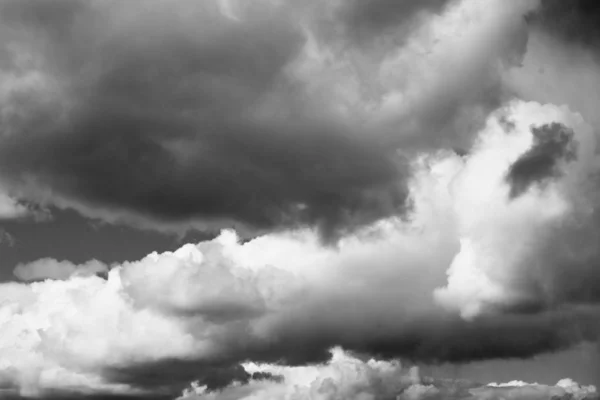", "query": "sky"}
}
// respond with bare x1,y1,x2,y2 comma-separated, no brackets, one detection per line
1,0,600,399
